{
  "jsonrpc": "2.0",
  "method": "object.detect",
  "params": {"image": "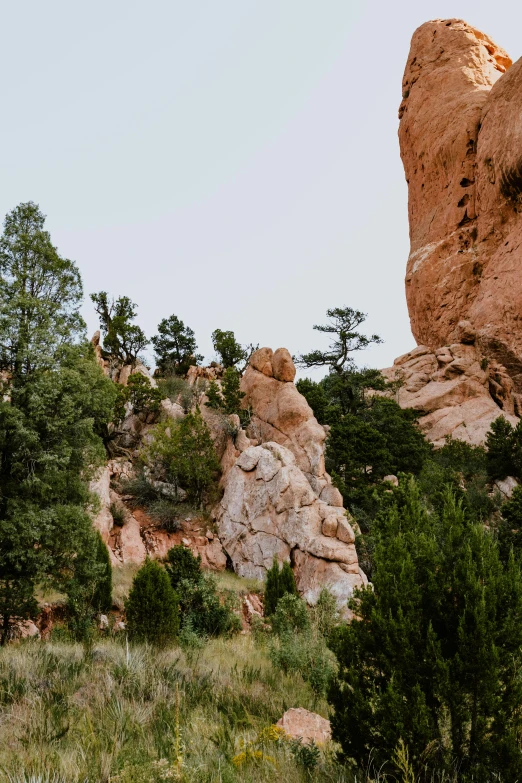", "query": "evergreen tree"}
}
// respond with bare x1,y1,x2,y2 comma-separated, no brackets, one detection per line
211,329,247,369
125,372,164,415
205,380,223,410
90,291,148,365
297,307,382,374
92,532,112,613
485,415,522,480
221,367,245,414
152,314,202,376
329,480,522,780
0,202,85,380
264,558,298,616
126,559,179,646
165,545,202,589
0,203,118,643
